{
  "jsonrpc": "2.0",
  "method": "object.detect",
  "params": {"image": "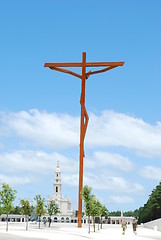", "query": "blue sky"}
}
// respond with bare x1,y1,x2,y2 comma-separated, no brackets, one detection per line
0,0,161,212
